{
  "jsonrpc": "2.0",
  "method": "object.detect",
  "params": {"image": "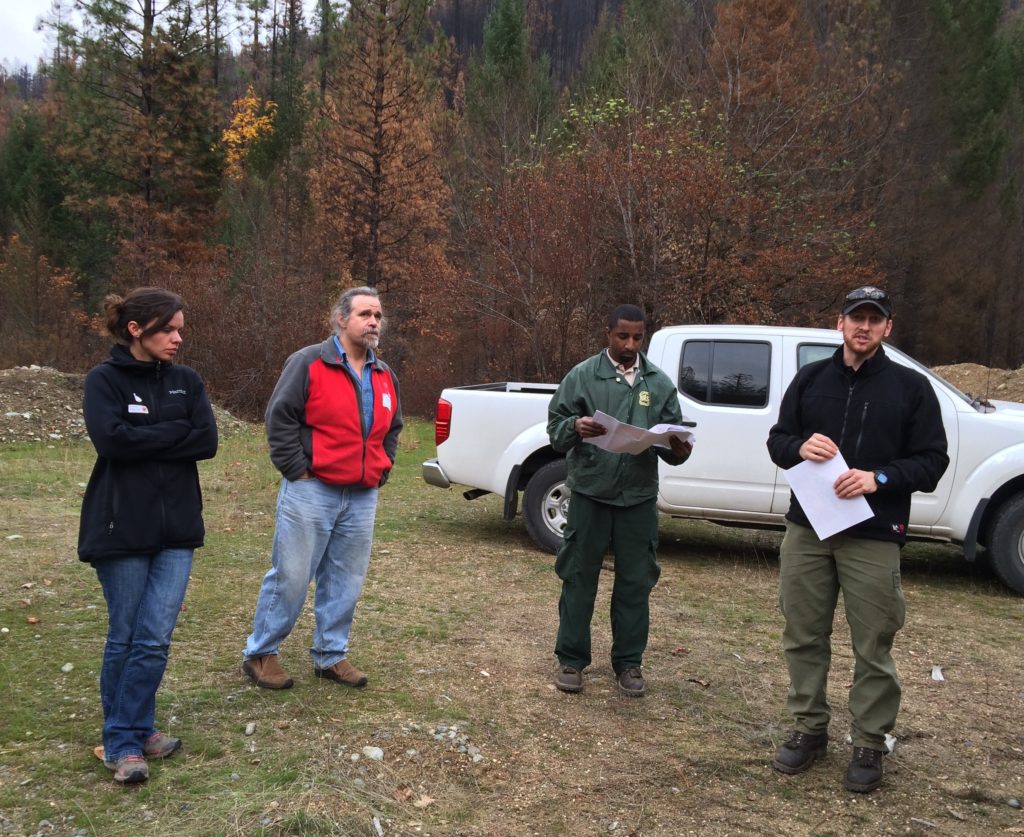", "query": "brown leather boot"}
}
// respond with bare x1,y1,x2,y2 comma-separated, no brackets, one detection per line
313,659,368,687
242,654,294,689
